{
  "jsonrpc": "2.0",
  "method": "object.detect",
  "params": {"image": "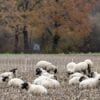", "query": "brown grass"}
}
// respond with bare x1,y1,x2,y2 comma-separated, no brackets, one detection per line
0,54,100,100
